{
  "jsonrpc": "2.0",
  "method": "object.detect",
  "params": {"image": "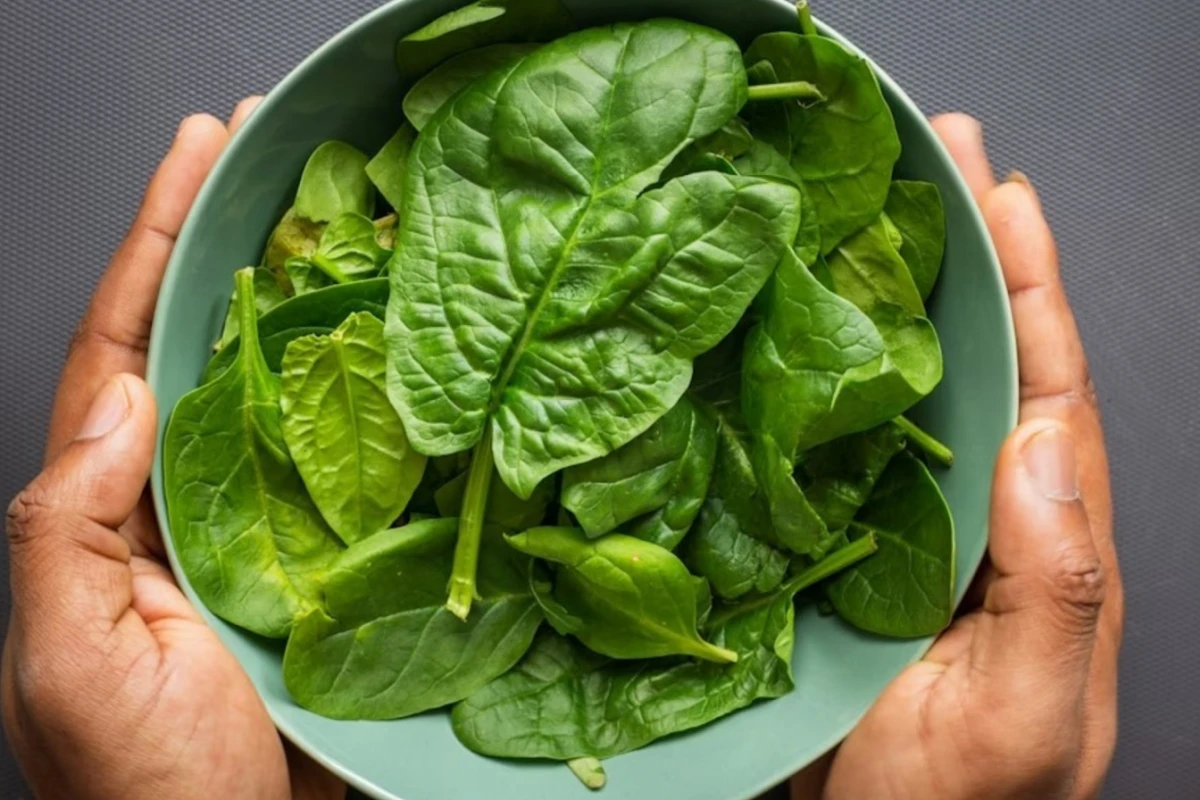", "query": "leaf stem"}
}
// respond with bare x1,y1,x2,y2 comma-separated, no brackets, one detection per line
567,757,607,790
894,415,955,468
446,428,494,620
783,533,879,595
797,1,819,36
746,81,825,103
